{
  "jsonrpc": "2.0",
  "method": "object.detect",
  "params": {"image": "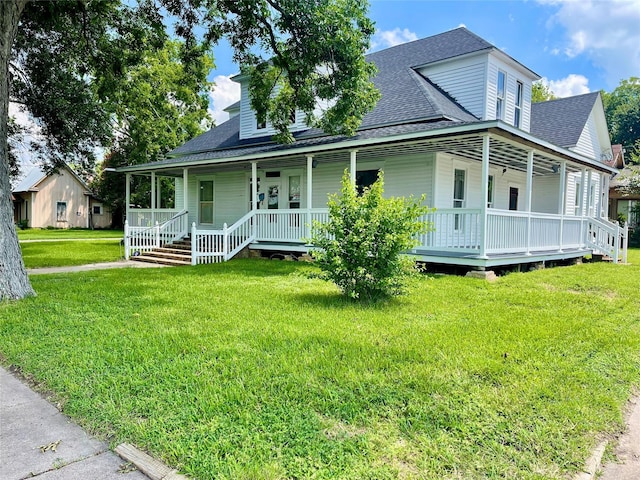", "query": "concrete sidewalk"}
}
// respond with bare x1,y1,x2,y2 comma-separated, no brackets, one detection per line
598,396,640,480
0,367,149,480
